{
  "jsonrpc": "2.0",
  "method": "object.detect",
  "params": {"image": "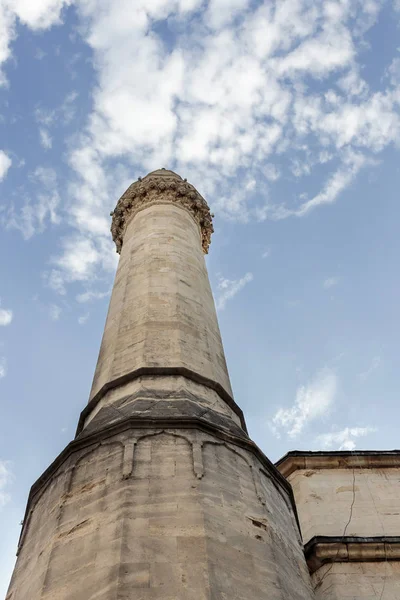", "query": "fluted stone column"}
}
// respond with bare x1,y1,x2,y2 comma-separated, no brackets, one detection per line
6,169,316,600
